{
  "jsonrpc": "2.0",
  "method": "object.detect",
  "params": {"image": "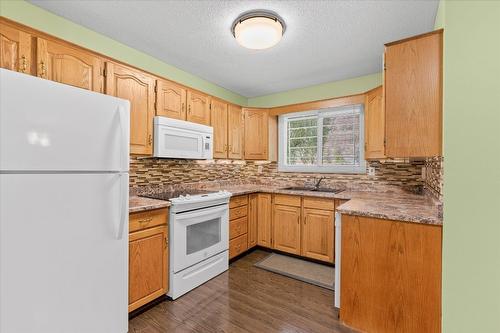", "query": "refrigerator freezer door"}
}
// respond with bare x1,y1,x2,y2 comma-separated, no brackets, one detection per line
0,173,128,333
0,69,129,172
